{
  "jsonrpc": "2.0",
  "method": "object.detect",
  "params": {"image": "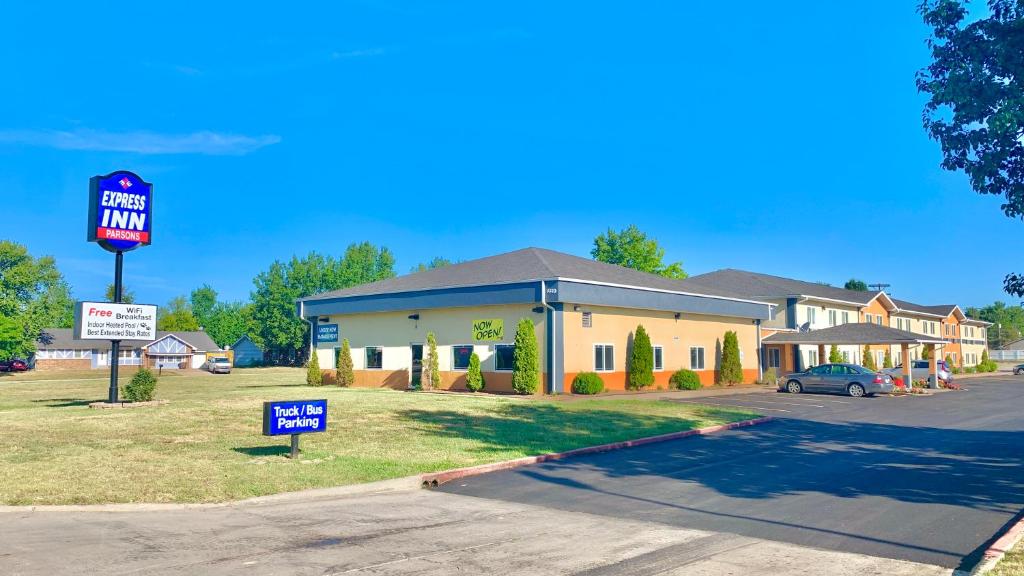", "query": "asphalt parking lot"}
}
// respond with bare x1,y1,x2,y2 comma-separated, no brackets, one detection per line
441,375,1024,571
